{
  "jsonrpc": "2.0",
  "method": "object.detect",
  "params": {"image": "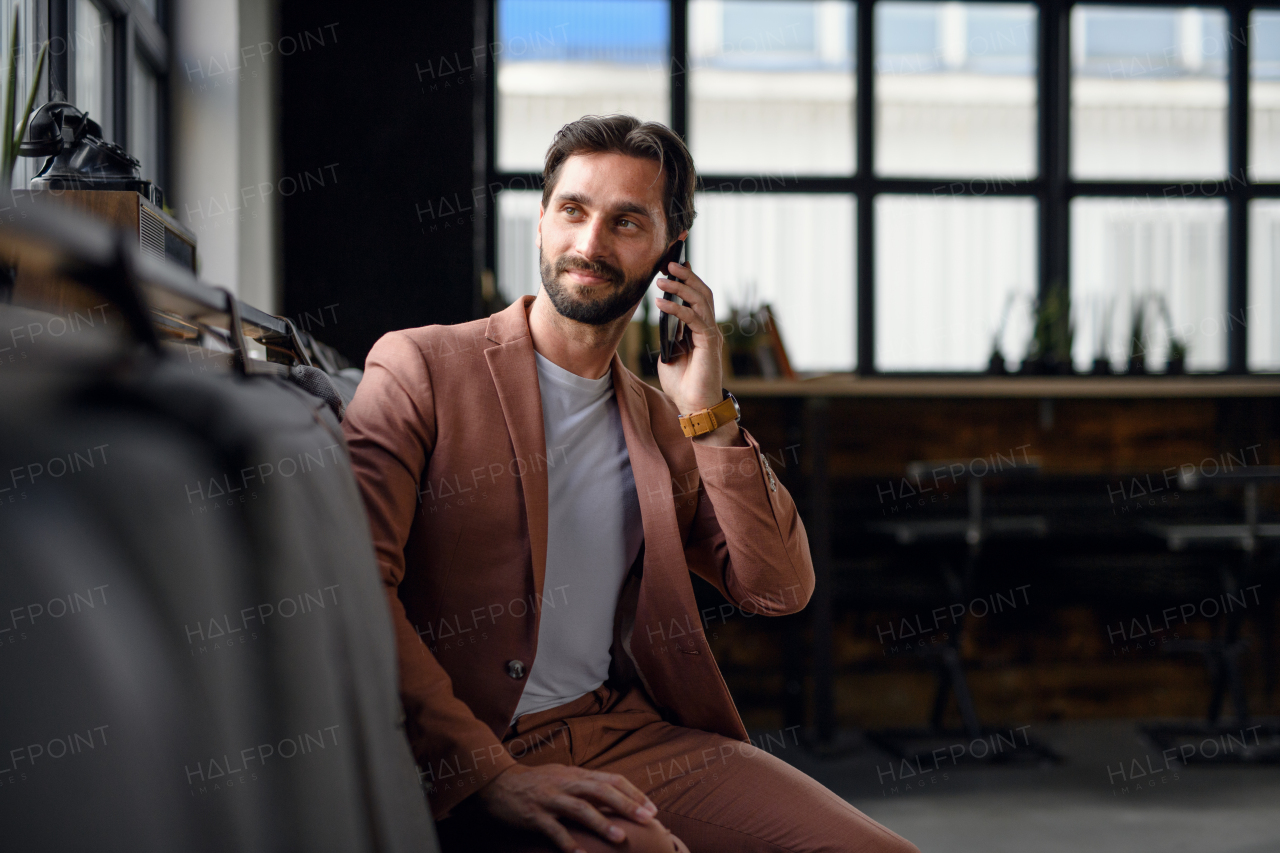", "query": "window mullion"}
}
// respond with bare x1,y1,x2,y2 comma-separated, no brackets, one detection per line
671,0,687,140
1040,0,1069,304
1227,0,1249,372
49,0,69,99
113,9,130,150
856,0,875,374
